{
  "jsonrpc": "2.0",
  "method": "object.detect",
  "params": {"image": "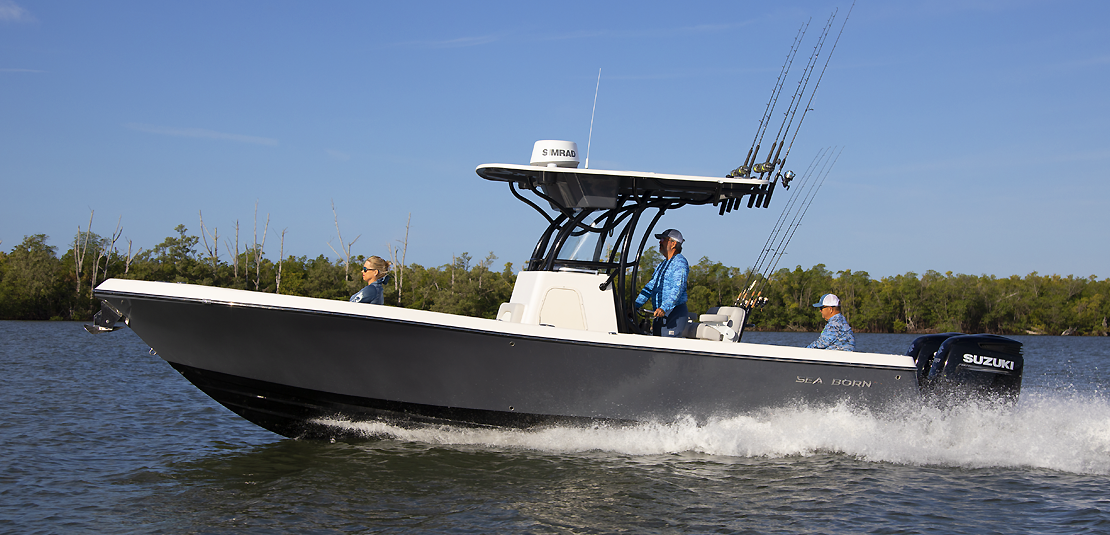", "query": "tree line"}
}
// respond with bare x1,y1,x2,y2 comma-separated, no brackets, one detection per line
1,225,1107,336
